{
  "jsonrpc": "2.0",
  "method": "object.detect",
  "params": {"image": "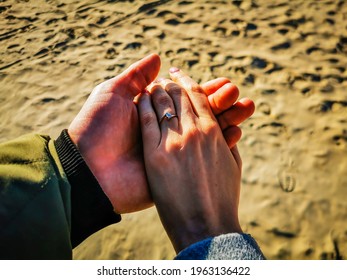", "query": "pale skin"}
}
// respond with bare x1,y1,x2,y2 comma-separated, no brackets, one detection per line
68,54,254,214
138,68,243,253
